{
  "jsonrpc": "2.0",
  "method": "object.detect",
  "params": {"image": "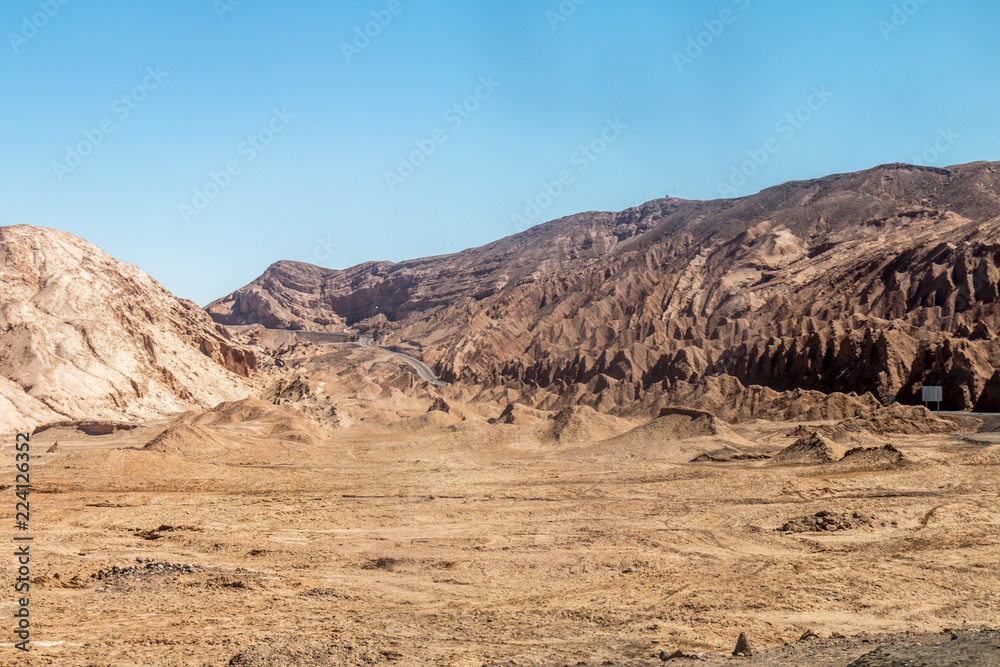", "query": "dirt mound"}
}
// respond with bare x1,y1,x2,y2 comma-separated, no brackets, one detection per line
143,423,231,458
838,444,908,469
574,407,755,462
46,442,61,453
389,410,461,431
690,447,741,462
690,448,770,463
769,432,838,465
780,510,880,533
185,398,324,445
141,403,329,464
838,403,957,435
650,407,752,444
550,405,633,443
205,573,267,591
189,397,296,427
608,407,742,443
